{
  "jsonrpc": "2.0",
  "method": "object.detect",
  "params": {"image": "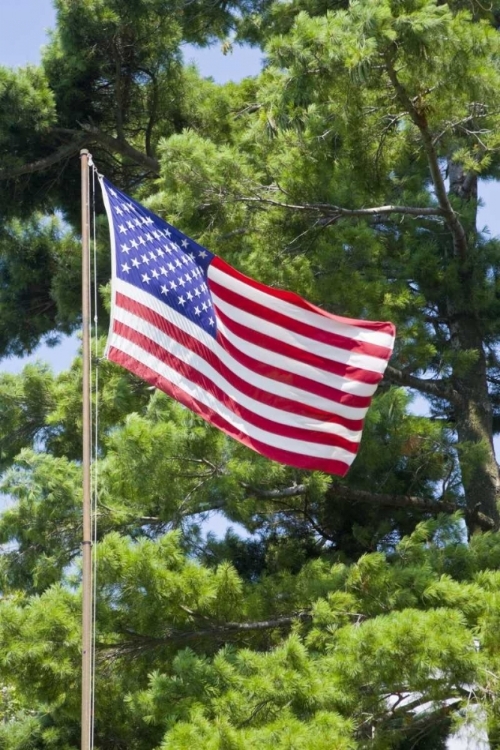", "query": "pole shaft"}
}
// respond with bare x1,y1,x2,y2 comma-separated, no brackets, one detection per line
80,149,93,750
